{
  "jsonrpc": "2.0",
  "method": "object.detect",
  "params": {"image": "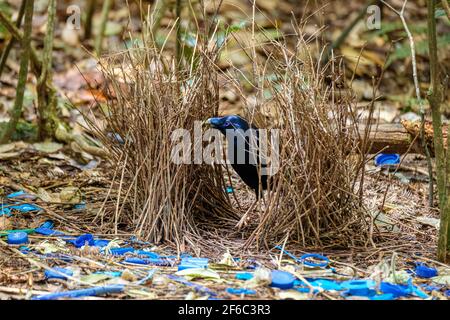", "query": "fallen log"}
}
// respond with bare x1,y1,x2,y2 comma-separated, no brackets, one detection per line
361,120,448,155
